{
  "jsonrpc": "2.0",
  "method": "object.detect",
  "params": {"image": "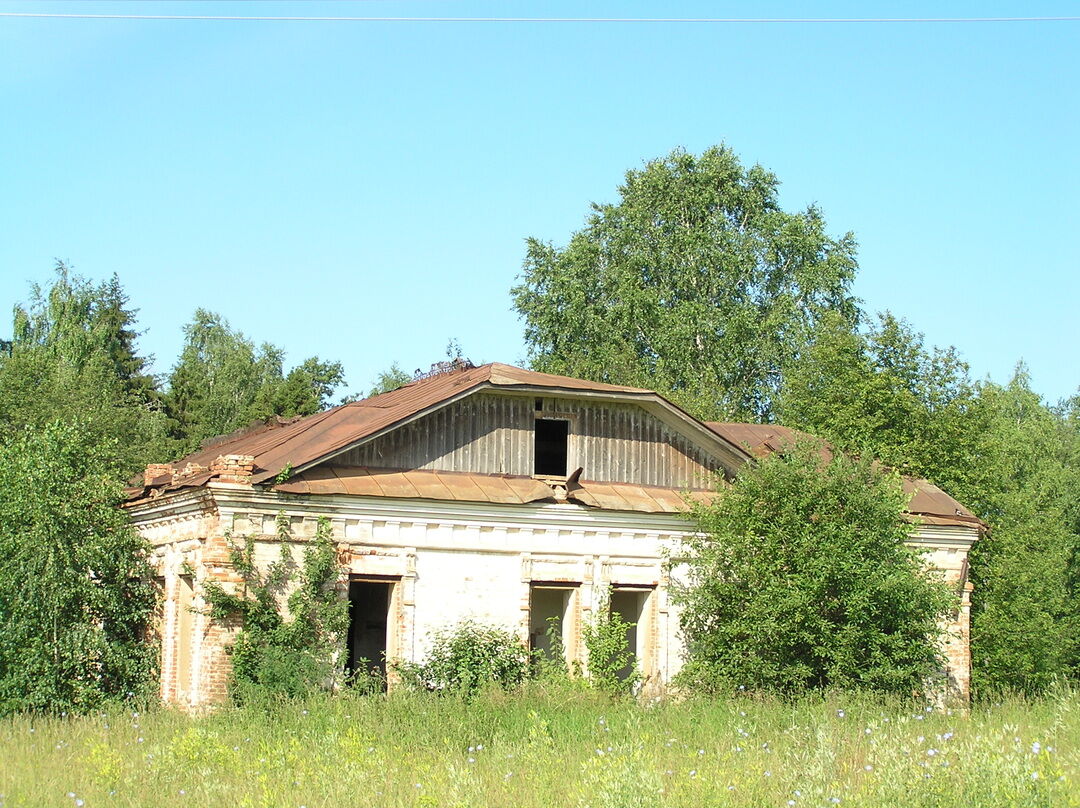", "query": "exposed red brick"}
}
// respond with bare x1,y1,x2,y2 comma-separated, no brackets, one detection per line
144,463,174,486
211,454,255,484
